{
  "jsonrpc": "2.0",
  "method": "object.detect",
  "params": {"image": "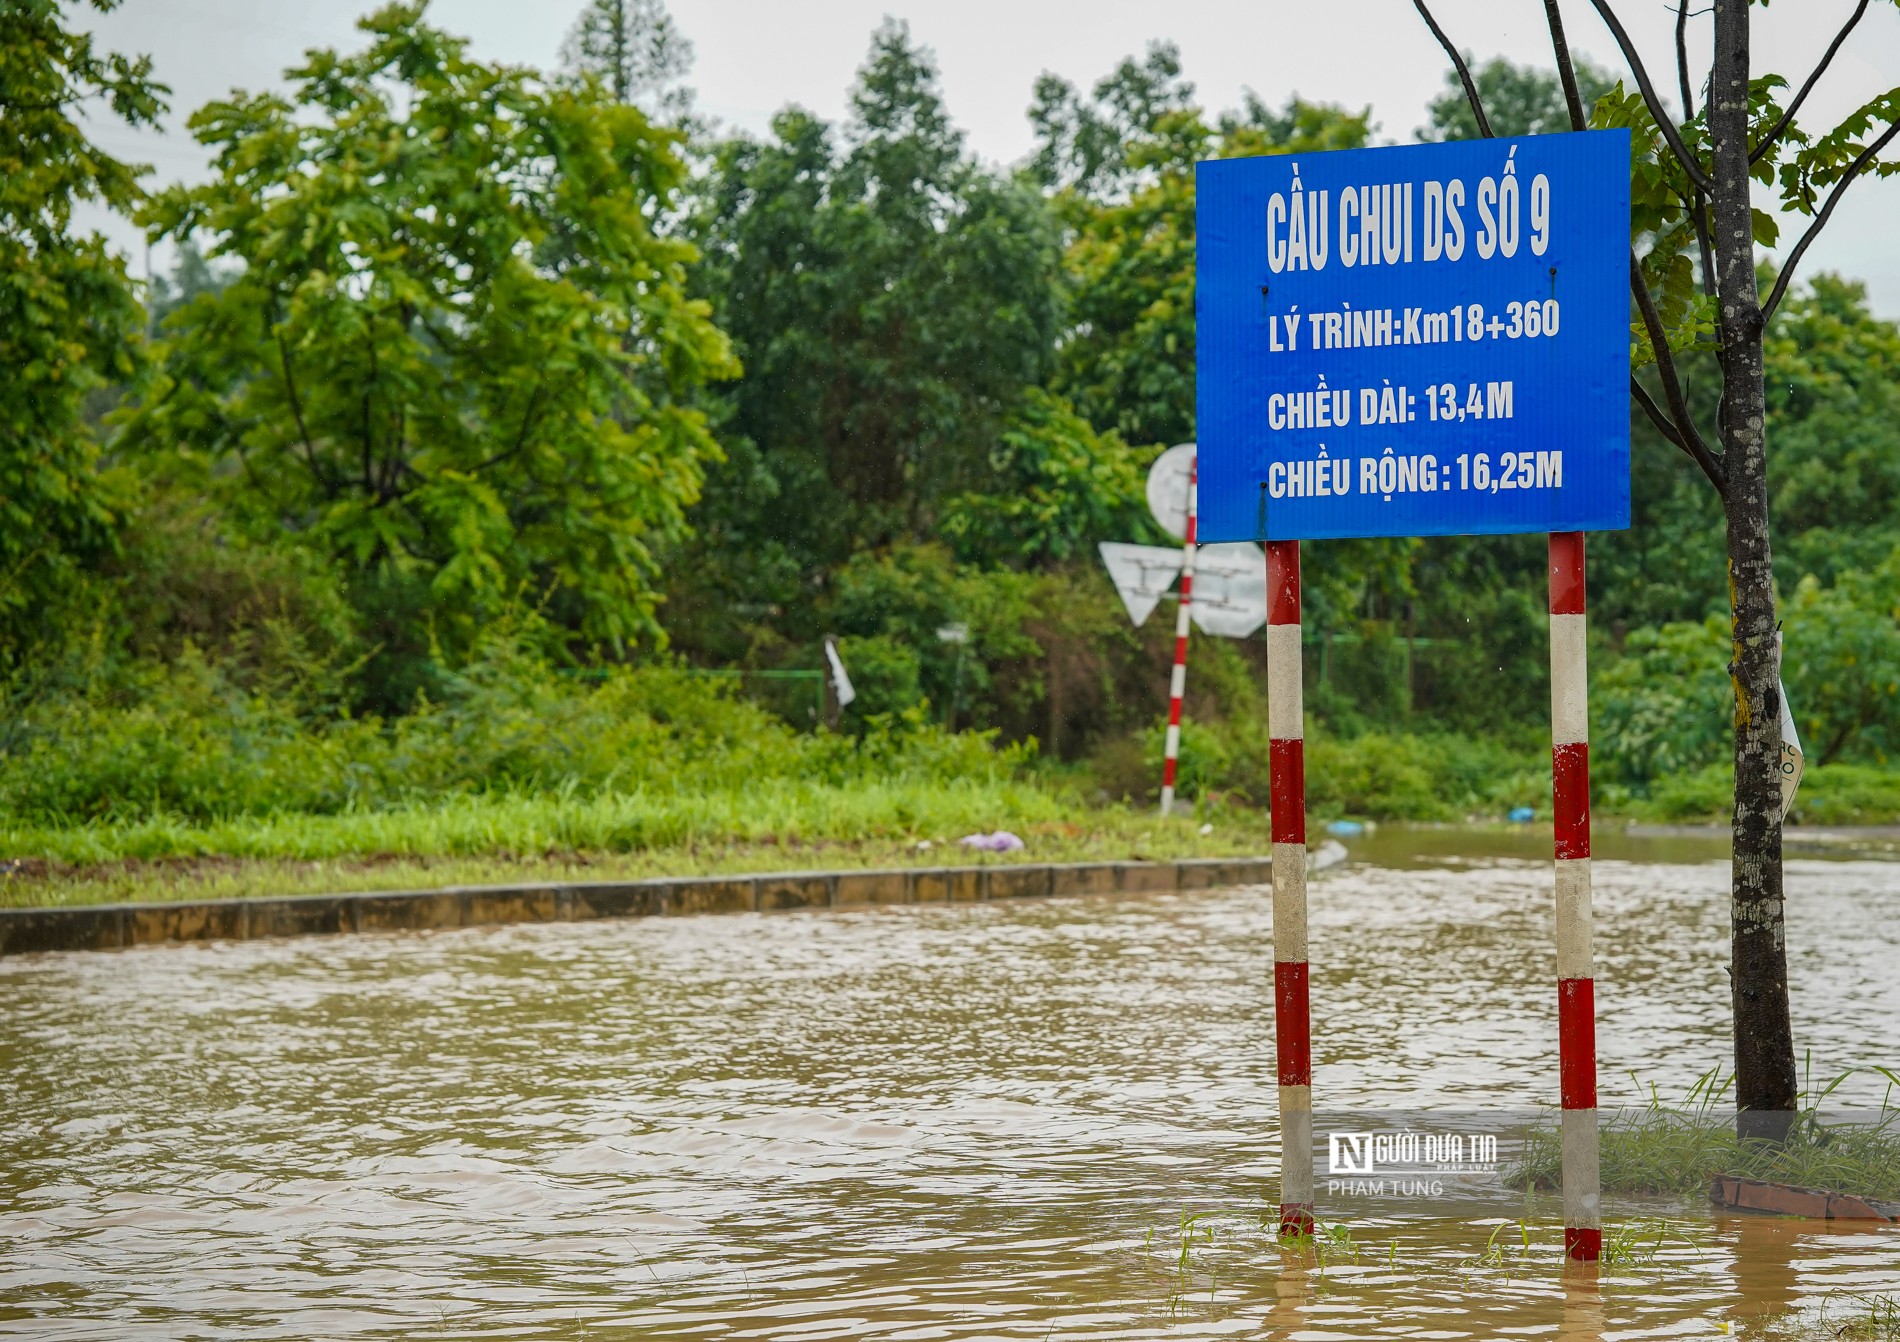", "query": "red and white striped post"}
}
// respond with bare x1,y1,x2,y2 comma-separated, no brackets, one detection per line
1159,457,1199,816
1267,539,1313,1236
1549,531,1600,1261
